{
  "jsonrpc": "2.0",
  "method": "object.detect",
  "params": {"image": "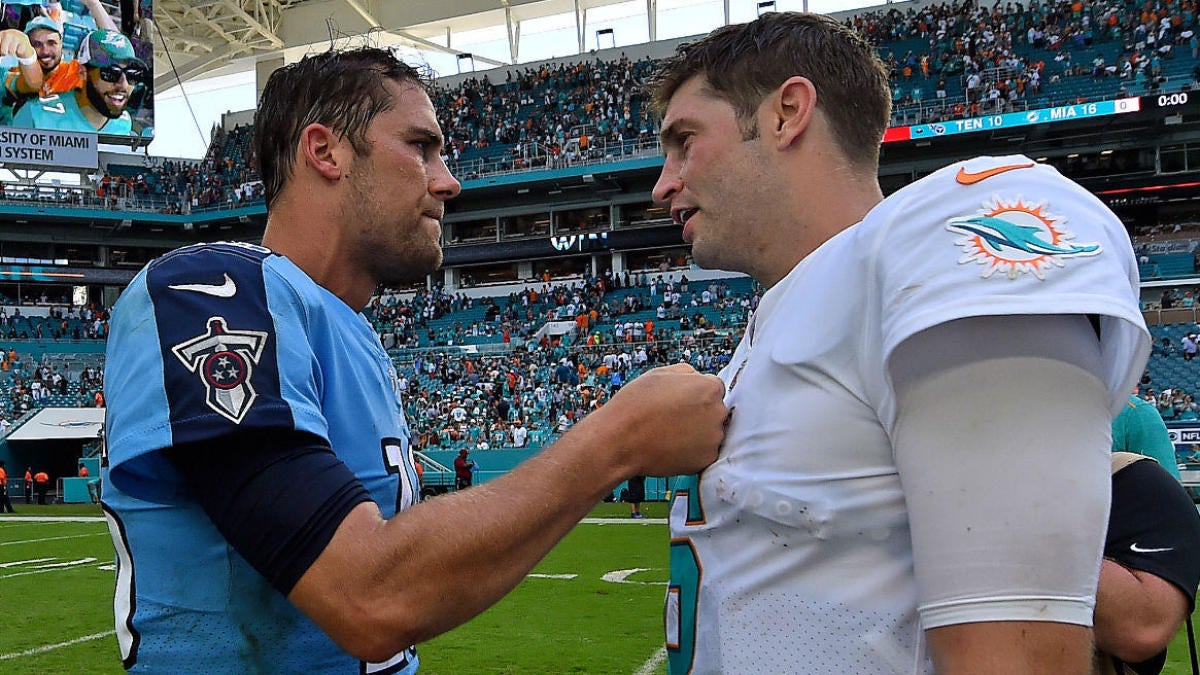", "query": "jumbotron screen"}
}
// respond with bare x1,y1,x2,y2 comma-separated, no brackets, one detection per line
0,0,152,167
